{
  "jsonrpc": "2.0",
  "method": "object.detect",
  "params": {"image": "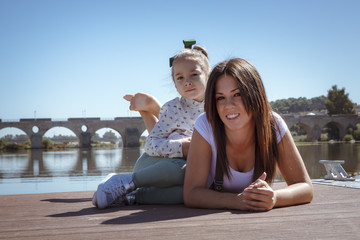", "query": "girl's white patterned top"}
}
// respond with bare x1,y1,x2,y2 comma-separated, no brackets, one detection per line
144,97,204,158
